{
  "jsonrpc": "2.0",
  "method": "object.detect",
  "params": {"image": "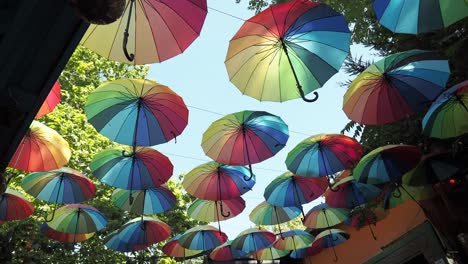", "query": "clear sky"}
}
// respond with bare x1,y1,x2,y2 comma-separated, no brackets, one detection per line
147,0,377,239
